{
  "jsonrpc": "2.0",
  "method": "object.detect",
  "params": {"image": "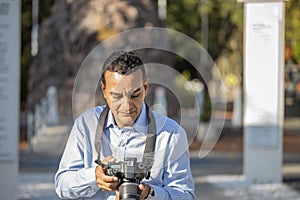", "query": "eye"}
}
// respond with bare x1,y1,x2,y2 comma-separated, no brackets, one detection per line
112,94,122,99
131,92,140,98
